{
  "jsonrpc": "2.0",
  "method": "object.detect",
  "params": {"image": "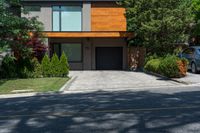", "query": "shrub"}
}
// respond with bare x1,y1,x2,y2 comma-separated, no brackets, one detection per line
15,57,34,78
19,67,33,78
144,53,158,64
159,55,180,78
32,58,42,78
177,58,189,77
144,58,161,73
26,33,47,61
0,55,17,78
41,54,51,77
59,52,69,77
144,55,188,78
51,53,60,77
0,55,35,79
